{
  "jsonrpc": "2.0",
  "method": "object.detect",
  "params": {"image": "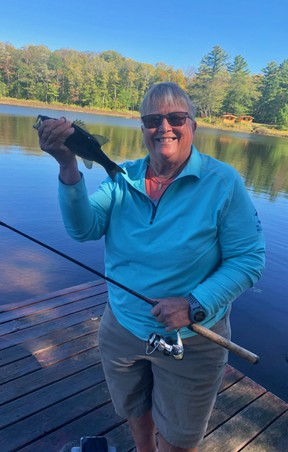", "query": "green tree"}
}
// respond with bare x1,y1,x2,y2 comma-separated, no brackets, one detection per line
0,79,7,96
223,55,259,115
118,59,138,110
15,45,51,100
0,42,16,92
200,45,230,79
255,62,279,123
2,40,285,124
99,51,125,109
93,58,110,108
189,46,230,117
276,60,288,125
255,60,288,127
254,61,288,124
133,62,155,110
277,104,288,129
